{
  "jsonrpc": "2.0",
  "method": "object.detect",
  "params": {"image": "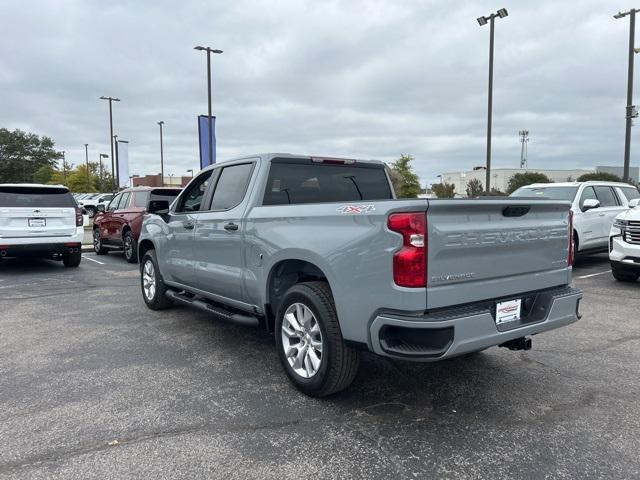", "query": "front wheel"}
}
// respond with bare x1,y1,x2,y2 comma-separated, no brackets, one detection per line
611,264,639,283
275,281,359,397
140,250,173,310
123,231,138,263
